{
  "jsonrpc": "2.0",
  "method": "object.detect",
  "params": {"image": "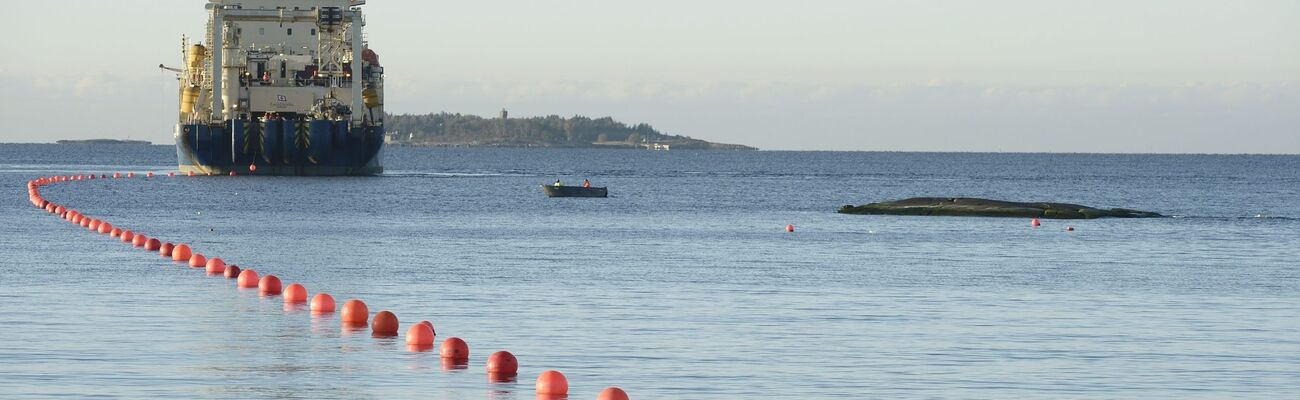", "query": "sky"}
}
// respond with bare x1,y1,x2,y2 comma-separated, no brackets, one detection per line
1,0,1297,152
